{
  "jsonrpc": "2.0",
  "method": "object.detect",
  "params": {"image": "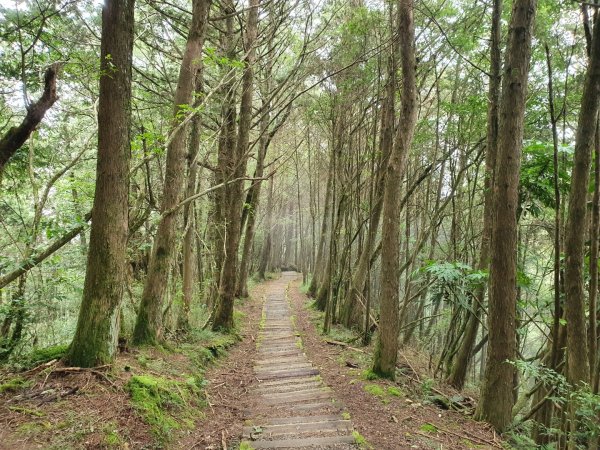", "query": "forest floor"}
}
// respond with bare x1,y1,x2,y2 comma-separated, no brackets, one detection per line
0,274,506,449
